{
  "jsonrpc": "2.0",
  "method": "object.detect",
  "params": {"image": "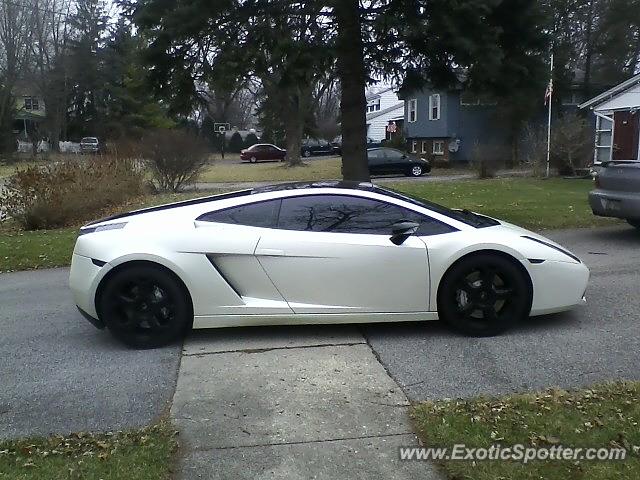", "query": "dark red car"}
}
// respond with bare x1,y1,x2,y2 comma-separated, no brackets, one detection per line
240,143,287,163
